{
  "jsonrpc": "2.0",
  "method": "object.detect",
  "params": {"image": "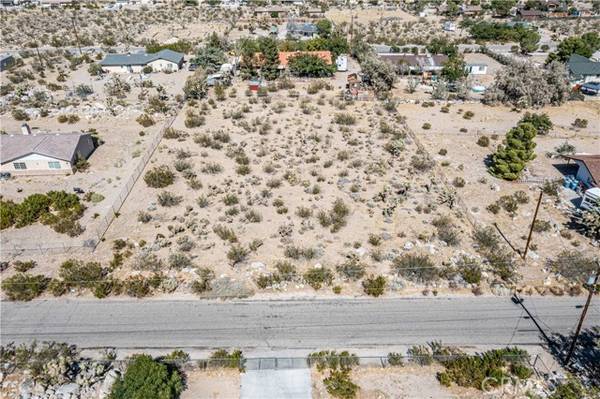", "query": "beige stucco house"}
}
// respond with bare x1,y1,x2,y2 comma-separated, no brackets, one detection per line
0,125,95,176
